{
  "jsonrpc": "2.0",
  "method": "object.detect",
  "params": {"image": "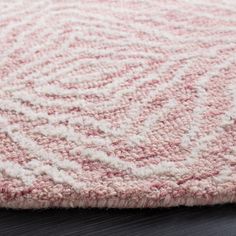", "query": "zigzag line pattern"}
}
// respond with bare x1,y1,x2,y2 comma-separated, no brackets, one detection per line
0,0,236,208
